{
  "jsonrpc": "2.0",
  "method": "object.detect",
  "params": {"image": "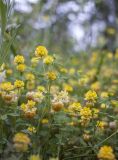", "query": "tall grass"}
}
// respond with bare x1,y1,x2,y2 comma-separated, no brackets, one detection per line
0,0,19,65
